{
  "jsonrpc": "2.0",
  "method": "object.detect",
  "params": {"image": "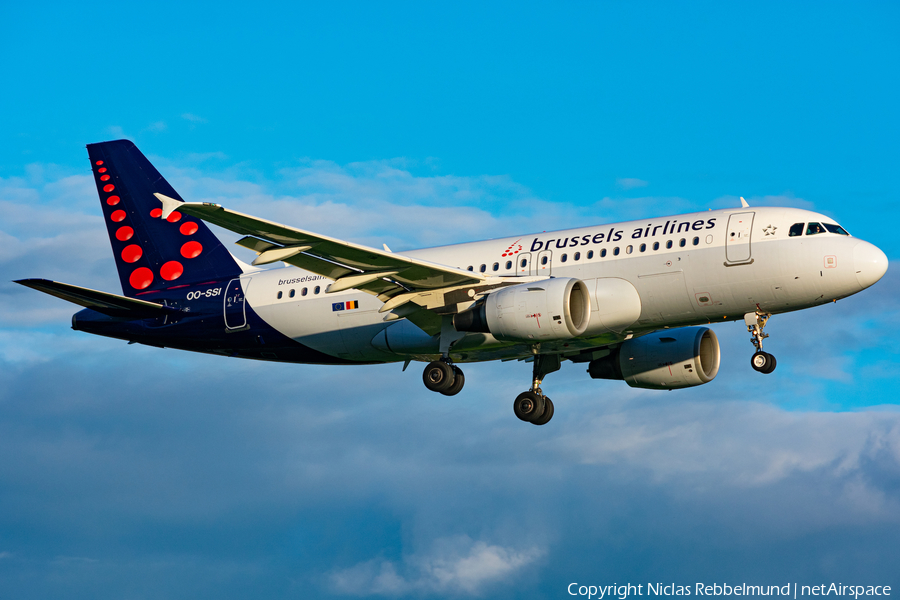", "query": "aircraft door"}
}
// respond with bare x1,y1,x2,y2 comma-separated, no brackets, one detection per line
537,250,552,277
725,212,754,264
517,253,532,276
224,277,251,330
